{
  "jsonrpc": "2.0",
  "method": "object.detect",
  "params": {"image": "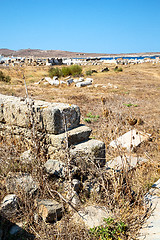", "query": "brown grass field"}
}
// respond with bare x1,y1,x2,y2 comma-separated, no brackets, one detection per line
0,62,160,239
